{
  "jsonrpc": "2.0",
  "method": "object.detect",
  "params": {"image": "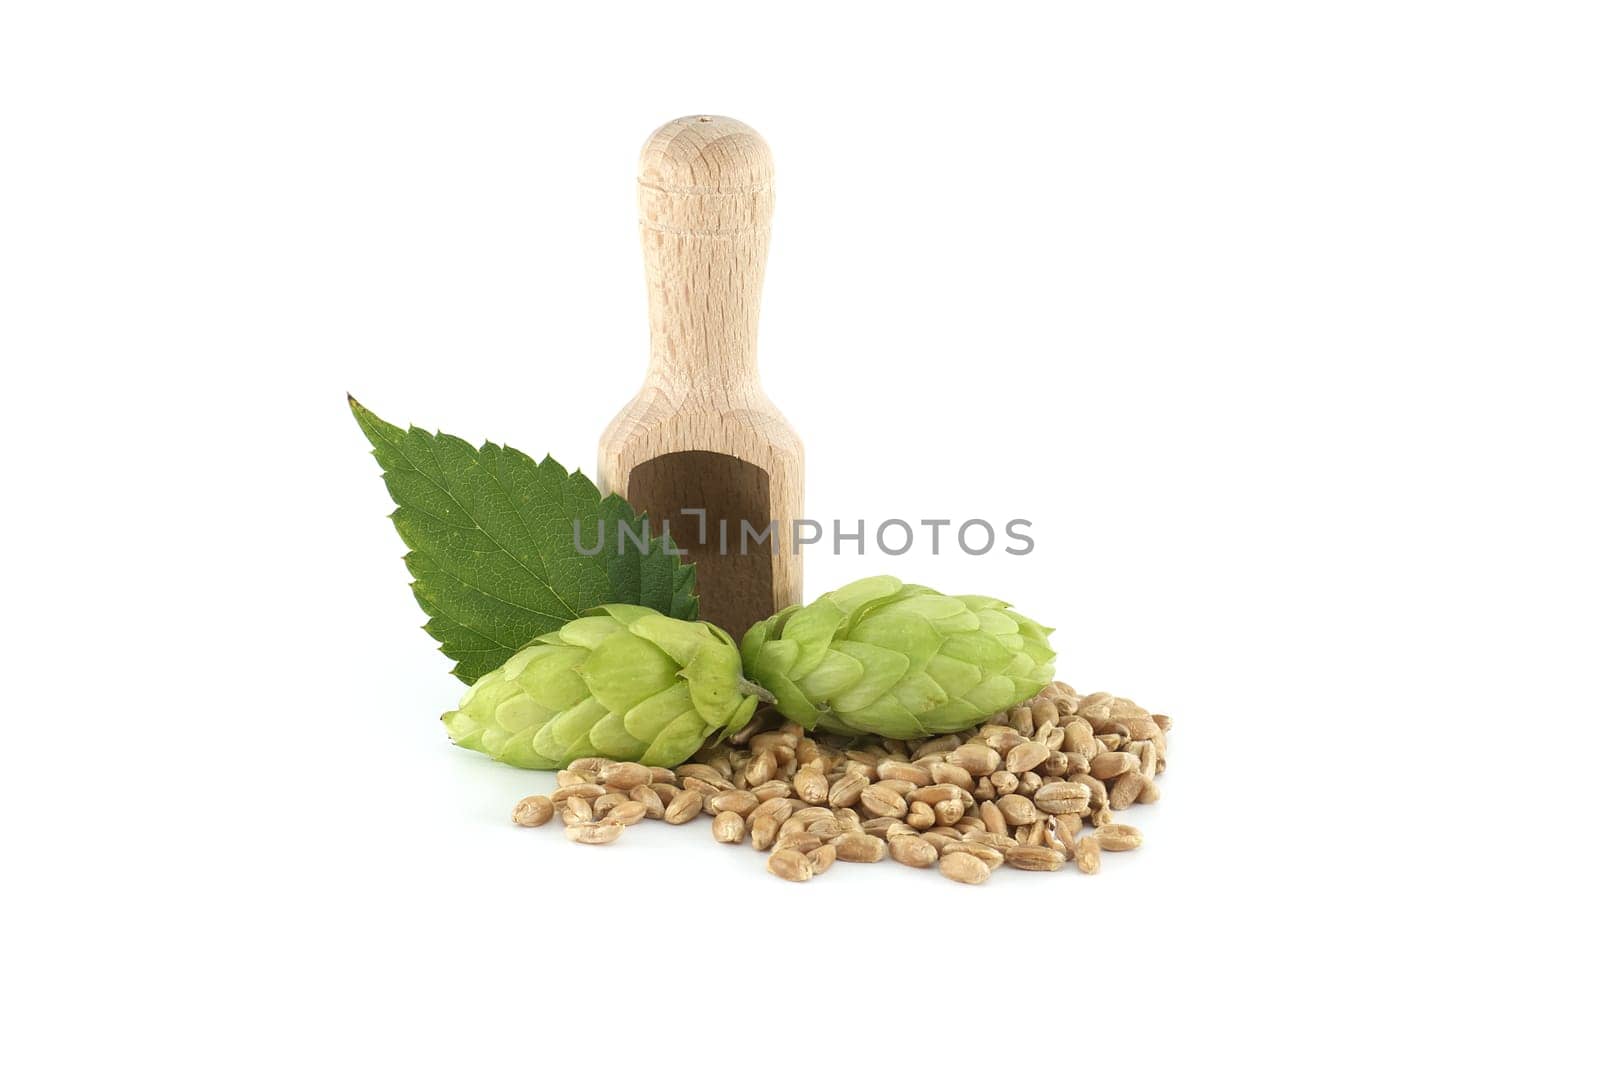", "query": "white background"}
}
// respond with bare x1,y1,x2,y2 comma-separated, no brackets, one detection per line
3,2,1596,1060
